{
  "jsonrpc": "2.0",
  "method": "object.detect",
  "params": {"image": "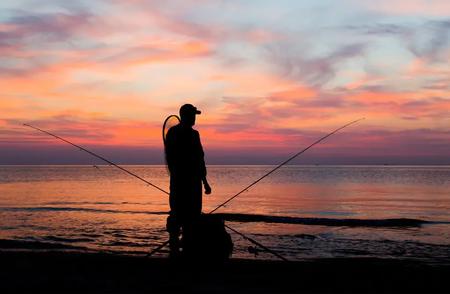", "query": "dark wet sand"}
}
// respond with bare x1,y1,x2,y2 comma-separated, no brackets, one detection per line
0,251,449,293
